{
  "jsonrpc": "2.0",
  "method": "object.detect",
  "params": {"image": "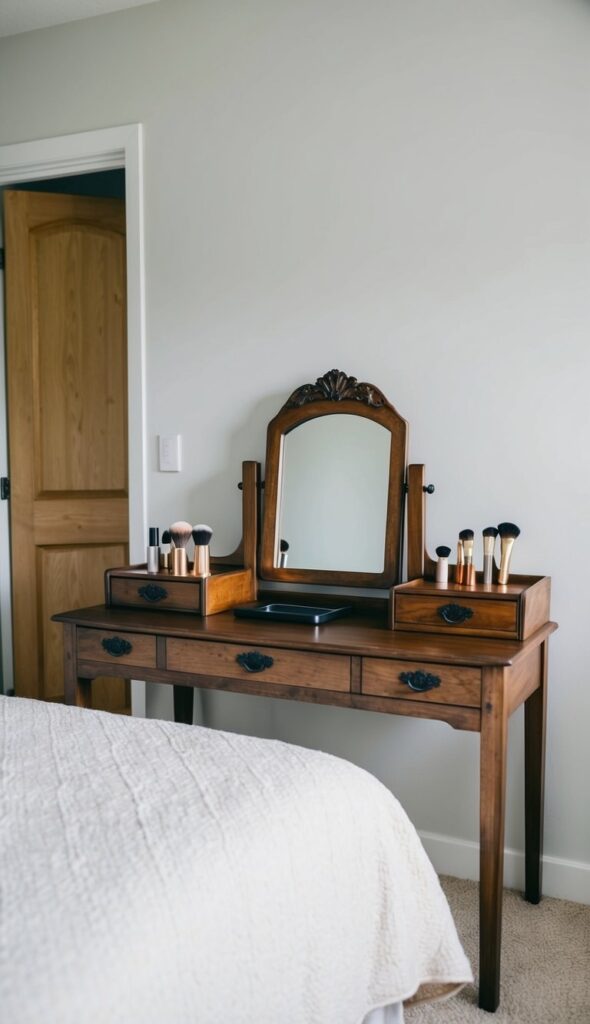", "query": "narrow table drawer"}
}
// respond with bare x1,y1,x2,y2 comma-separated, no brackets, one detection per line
395,593,518,638
362,658,481,707
109,576,200,613
167,638,351,692
78,628,156,668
